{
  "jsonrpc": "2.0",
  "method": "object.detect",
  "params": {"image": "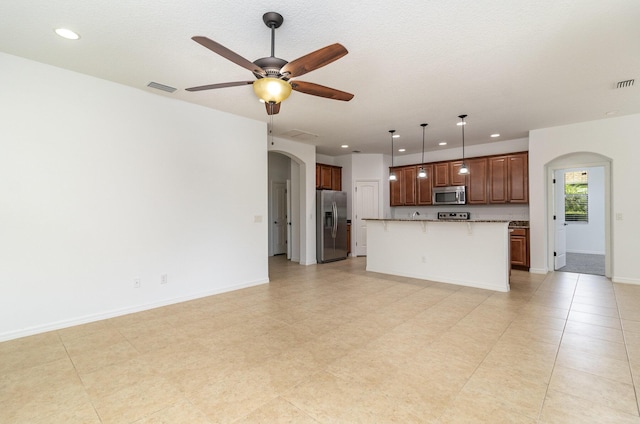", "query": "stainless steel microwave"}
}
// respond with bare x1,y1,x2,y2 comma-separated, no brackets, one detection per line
433,186,466,205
